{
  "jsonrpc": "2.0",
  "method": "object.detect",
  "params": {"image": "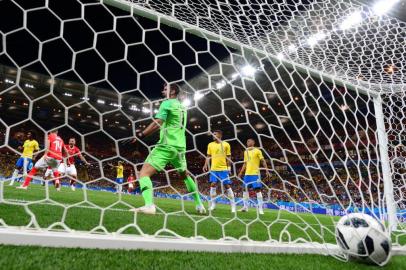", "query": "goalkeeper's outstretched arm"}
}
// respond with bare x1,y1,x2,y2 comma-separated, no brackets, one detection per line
134,118,163,141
